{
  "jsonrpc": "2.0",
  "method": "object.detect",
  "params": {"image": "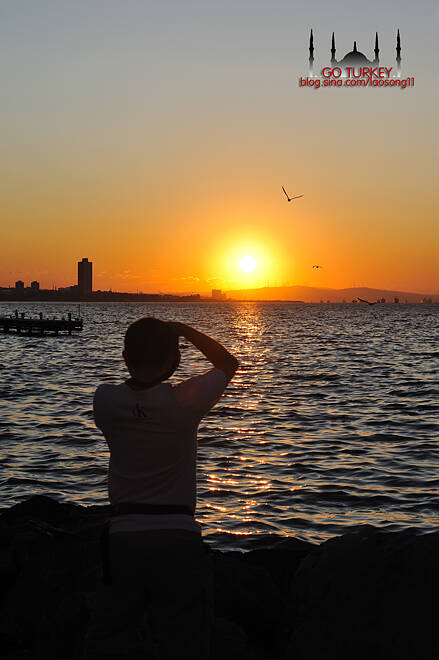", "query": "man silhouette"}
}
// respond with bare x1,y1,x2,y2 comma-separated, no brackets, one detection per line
84,317,239,659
